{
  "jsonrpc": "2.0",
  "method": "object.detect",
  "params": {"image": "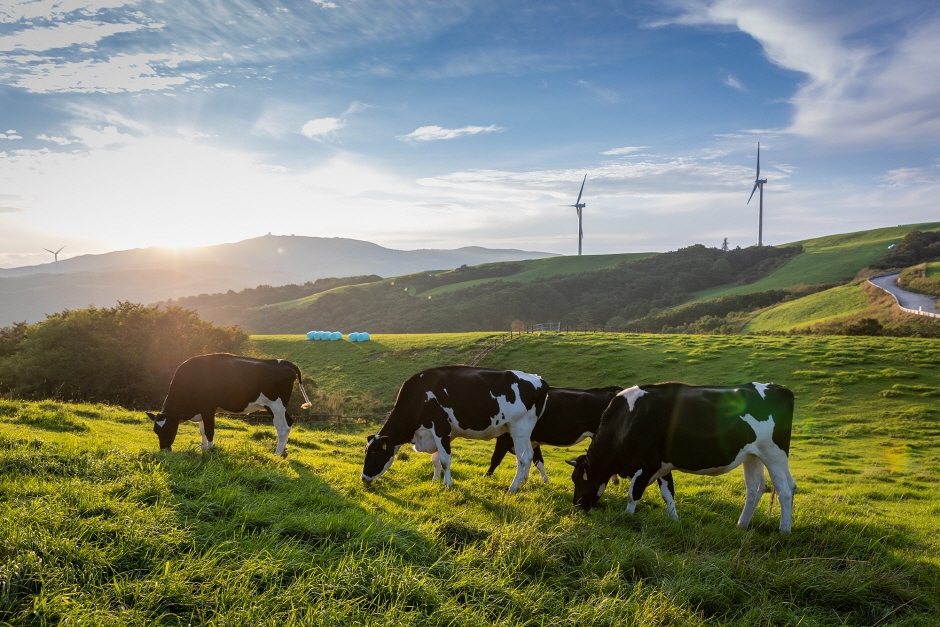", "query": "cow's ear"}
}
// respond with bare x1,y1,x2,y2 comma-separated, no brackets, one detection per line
581,469,588,482
367,434,377,444
146,412,157,422
381,439,388,451
565,459,578,467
